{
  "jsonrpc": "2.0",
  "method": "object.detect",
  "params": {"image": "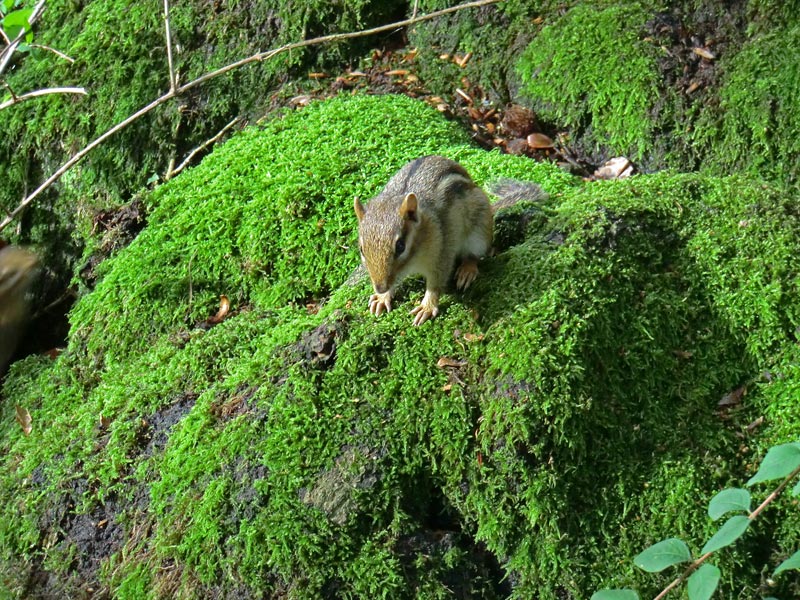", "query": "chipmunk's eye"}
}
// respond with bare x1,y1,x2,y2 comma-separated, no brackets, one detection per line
395,238,406,256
